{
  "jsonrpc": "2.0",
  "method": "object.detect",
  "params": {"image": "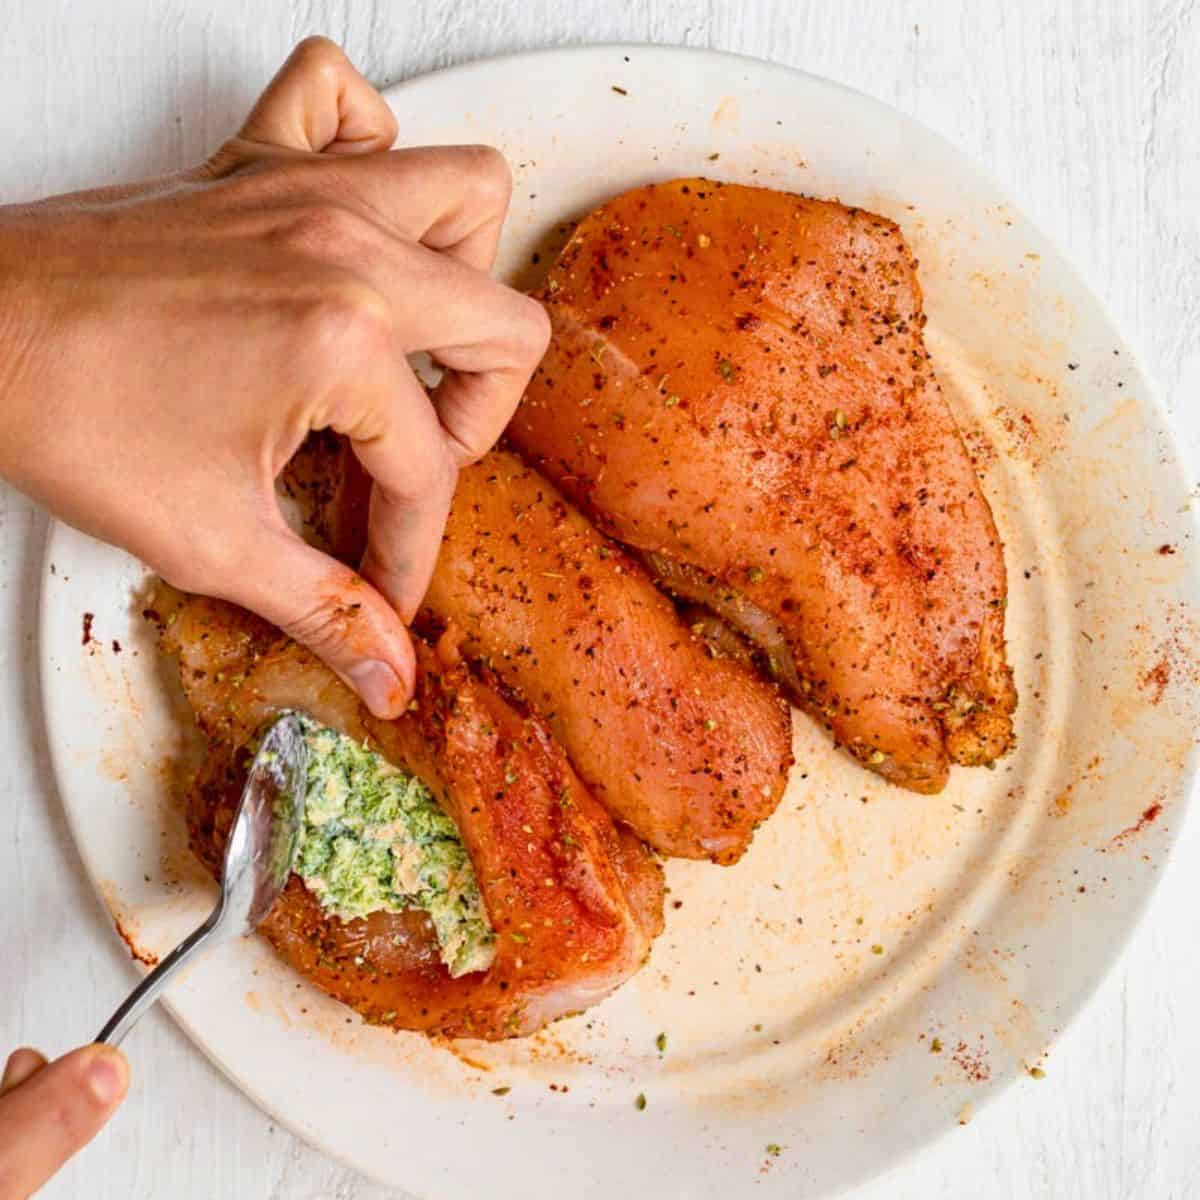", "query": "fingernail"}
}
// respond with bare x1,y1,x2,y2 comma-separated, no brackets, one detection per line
86,1048,129,1106
345,659,404,718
